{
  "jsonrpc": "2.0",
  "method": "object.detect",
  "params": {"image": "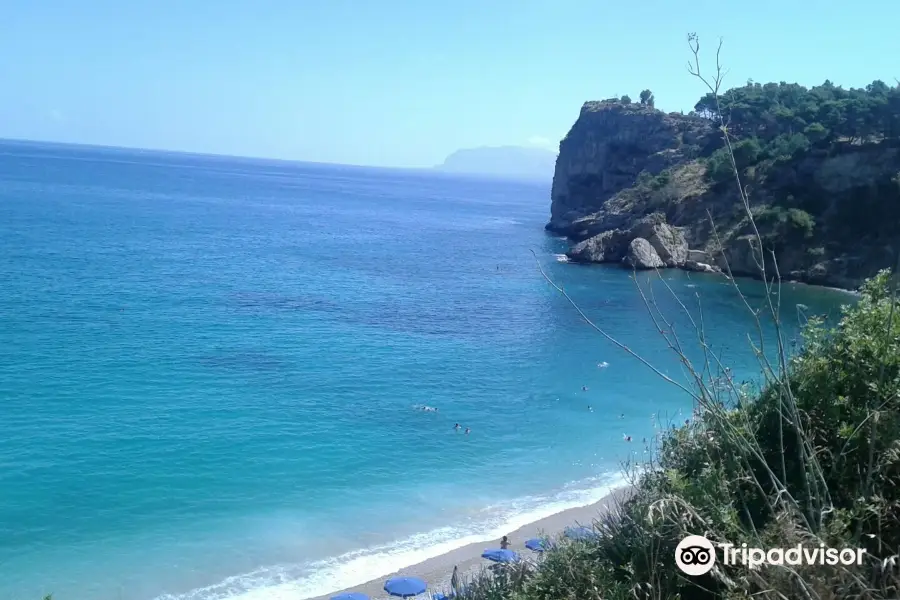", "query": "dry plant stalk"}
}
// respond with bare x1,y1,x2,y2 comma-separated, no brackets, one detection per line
528,34,900,600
